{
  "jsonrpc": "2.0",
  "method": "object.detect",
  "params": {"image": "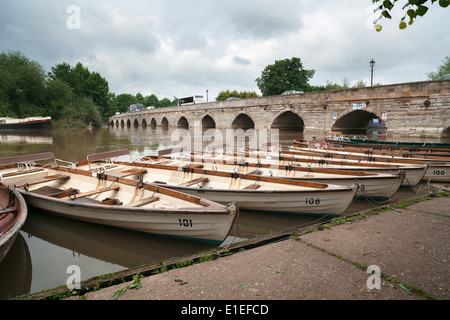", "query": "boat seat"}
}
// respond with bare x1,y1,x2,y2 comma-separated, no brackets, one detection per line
0,207,17,217
178,177,209,187
123,196,160,208
1,168,45,178
243,183,261,190
110,168,147,178
11,174,70,188
32,185,80,199
61,185,120,200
